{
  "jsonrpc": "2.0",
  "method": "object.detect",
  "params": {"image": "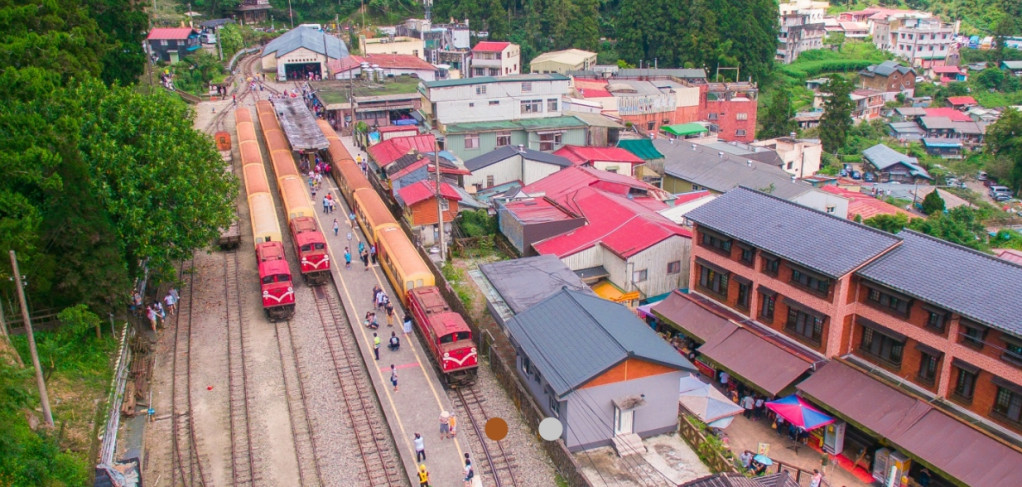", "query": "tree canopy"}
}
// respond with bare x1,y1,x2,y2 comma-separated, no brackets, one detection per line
819,75,855,153
984,107,1022,194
